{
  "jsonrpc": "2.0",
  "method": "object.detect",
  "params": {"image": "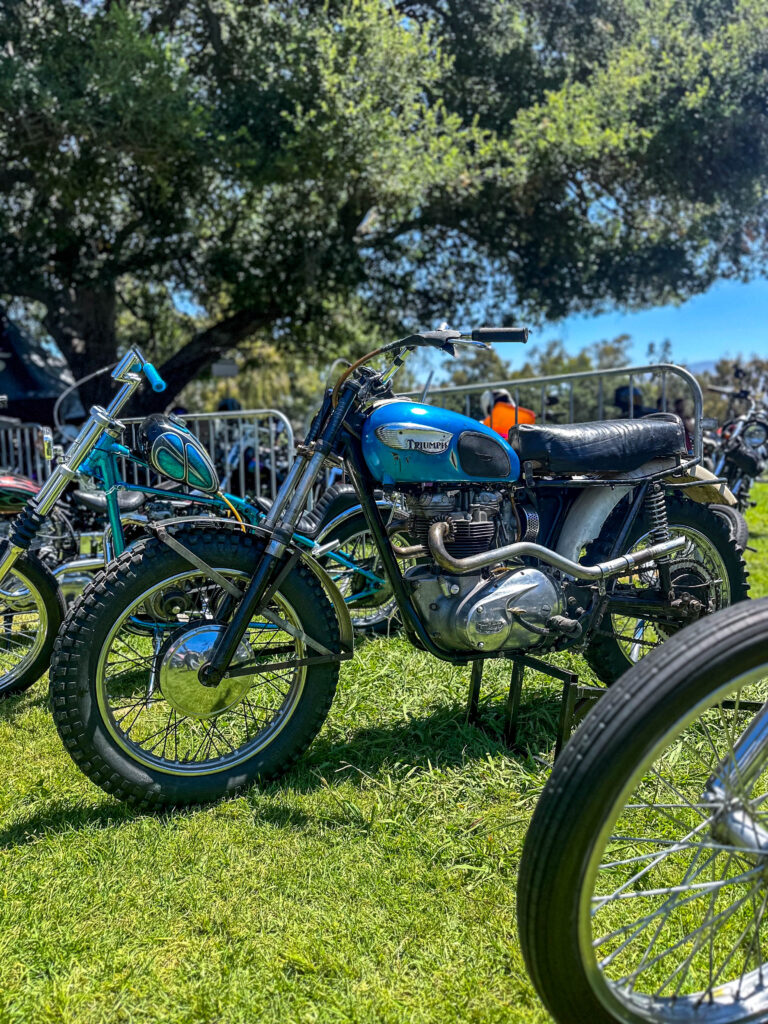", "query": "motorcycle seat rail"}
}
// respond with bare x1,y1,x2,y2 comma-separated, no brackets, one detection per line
509,413,687,475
